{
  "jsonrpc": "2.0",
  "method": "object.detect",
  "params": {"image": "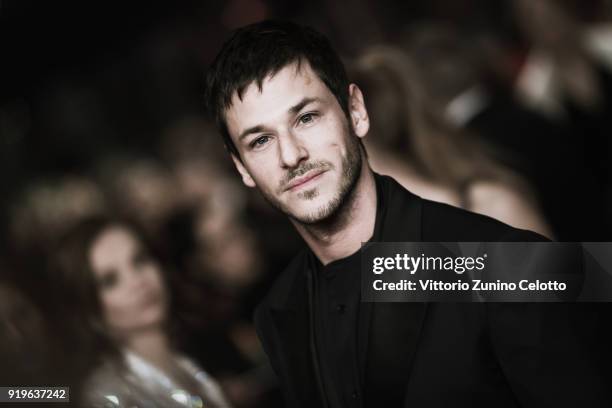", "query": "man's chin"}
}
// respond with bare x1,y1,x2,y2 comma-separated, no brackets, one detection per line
285,198,341,225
